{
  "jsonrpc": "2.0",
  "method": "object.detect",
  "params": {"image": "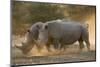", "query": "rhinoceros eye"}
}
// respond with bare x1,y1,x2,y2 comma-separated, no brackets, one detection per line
27,29,30,33
36,25,40,29
44,25,48,29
